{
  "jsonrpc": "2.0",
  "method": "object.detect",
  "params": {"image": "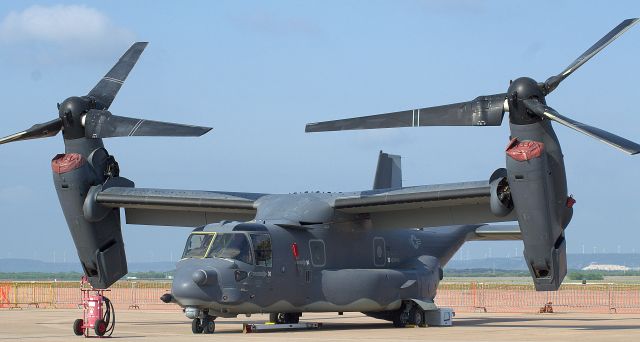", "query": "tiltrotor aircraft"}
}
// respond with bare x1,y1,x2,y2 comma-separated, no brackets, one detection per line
1,19,638,334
